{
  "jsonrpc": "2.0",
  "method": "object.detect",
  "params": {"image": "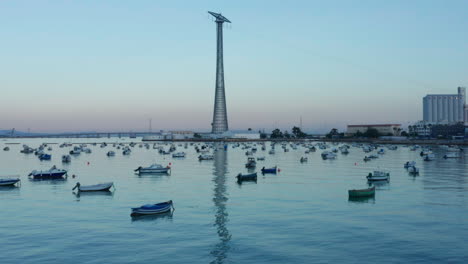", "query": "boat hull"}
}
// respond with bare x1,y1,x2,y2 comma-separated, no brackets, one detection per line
137,168,170,174
348,187,375,197
131,201,173,216
30,172,67,179
237,173,257,182
78,182,114,192
0,179,20,186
